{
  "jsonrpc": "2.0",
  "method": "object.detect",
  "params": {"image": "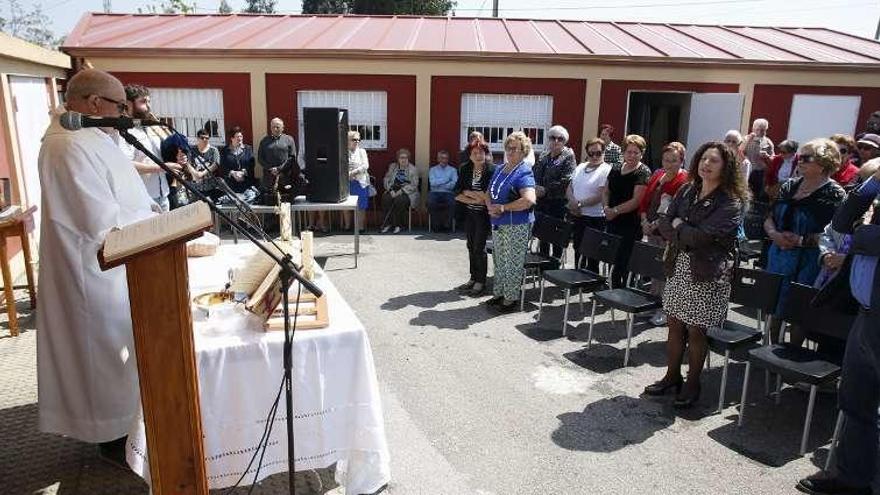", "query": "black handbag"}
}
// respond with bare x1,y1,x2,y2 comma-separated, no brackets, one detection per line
812,253,859,315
